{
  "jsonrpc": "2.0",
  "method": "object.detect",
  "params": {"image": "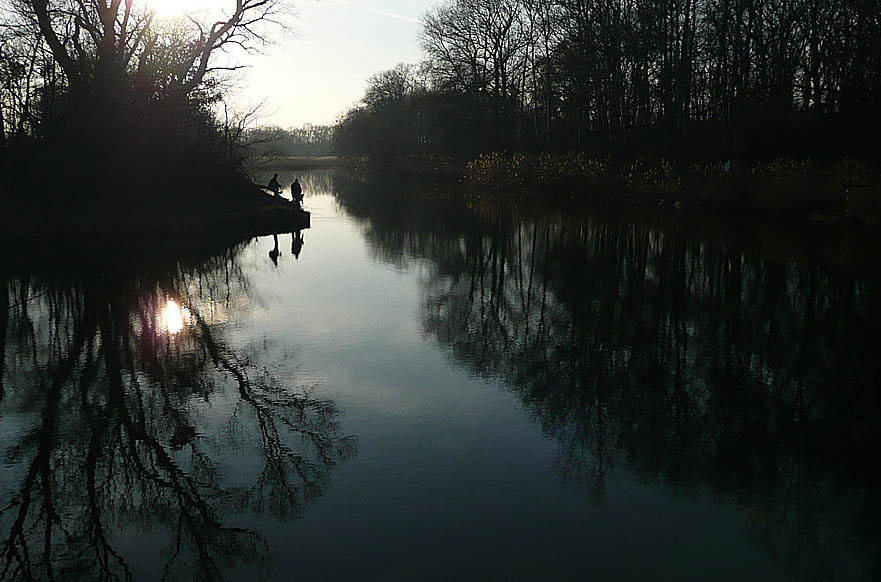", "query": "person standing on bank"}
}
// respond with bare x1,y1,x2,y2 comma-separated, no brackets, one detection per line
267,173,281,196
291,178,303,206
